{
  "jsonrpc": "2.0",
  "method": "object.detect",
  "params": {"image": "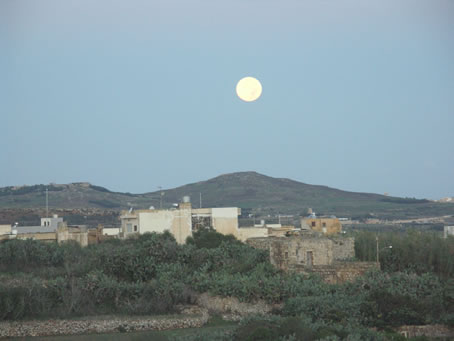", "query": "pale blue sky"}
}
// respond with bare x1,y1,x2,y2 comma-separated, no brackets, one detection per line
1,0,453,199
